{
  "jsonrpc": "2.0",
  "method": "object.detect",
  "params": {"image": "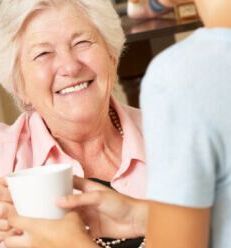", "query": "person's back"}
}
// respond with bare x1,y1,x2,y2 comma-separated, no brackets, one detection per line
142,27,231,247
141,0,231,247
